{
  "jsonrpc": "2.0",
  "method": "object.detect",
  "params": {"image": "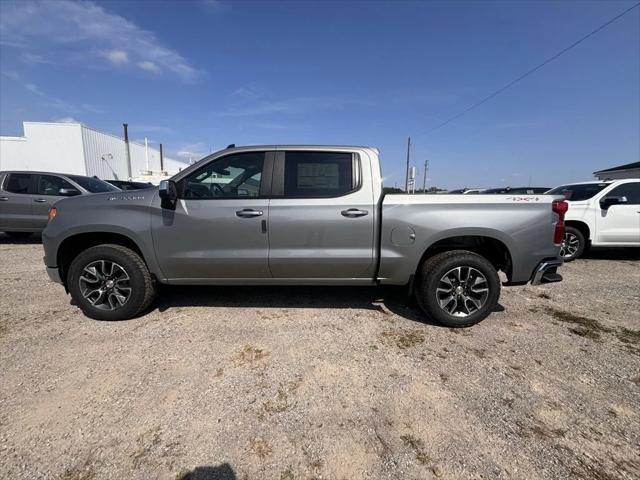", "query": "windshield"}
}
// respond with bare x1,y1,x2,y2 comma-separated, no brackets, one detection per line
547,183,609,201
69,175,120,193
